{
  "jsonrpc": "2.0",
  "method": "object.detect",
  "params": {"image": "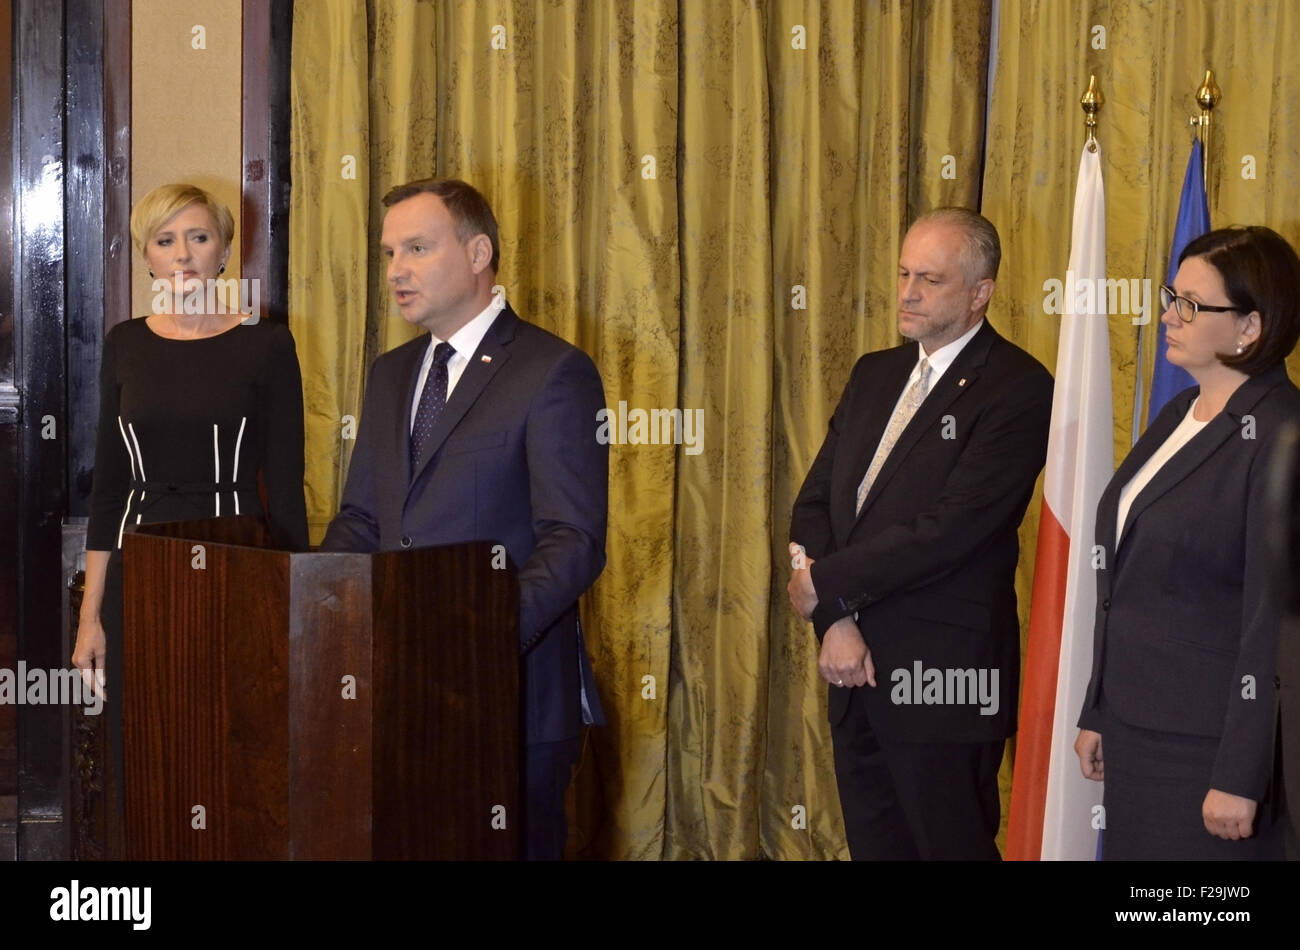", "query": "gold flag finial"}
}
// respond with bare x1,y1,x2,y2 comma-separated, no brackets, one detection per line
1191,69,1221,191
1196,69,1221,112
1081,75,1104,151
